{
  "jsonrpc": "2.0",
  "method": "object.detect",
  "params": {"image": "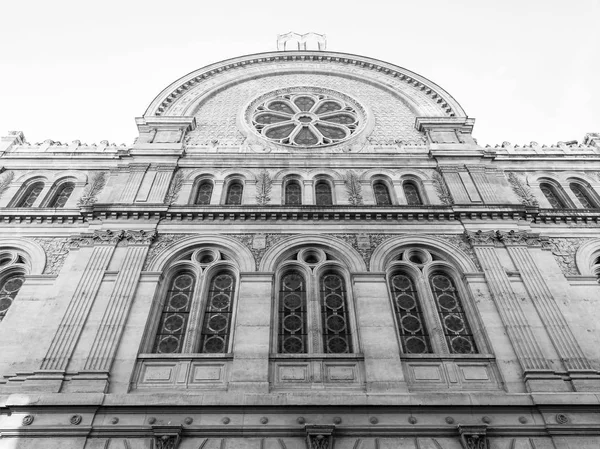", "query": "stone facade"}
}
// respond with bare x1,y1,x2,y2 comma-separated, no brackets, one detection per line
0,45,600,449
